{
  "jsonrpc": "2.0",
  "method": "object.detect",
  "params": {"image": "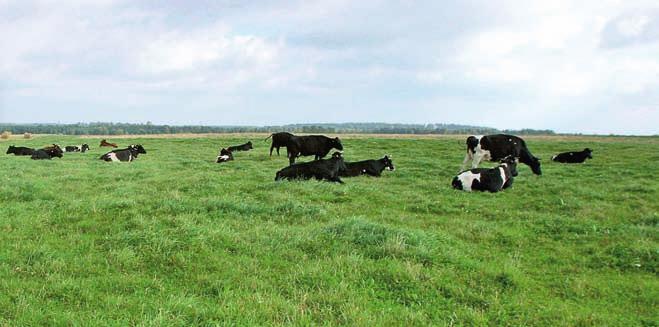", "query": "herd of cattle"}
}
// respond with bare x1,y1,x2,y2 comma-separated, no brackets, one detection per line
4,134,593,192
